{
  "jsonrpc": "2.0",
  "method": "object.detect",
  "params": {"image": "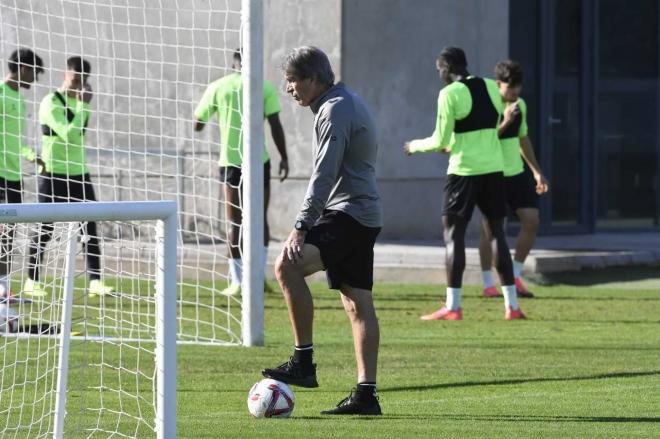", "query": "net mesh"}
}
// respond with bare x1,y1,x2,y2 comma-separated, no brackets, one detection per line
0,0,249,436
0,0,245,346
0,219,166,437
